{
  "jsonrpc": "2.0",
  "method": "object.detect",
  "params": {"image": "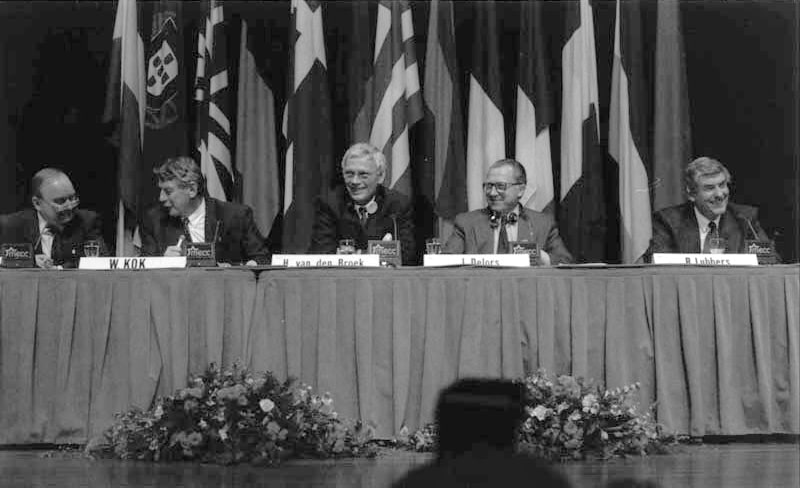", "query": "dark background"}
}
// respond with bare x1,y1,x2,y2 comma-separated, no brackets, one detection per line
0,0,797,262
